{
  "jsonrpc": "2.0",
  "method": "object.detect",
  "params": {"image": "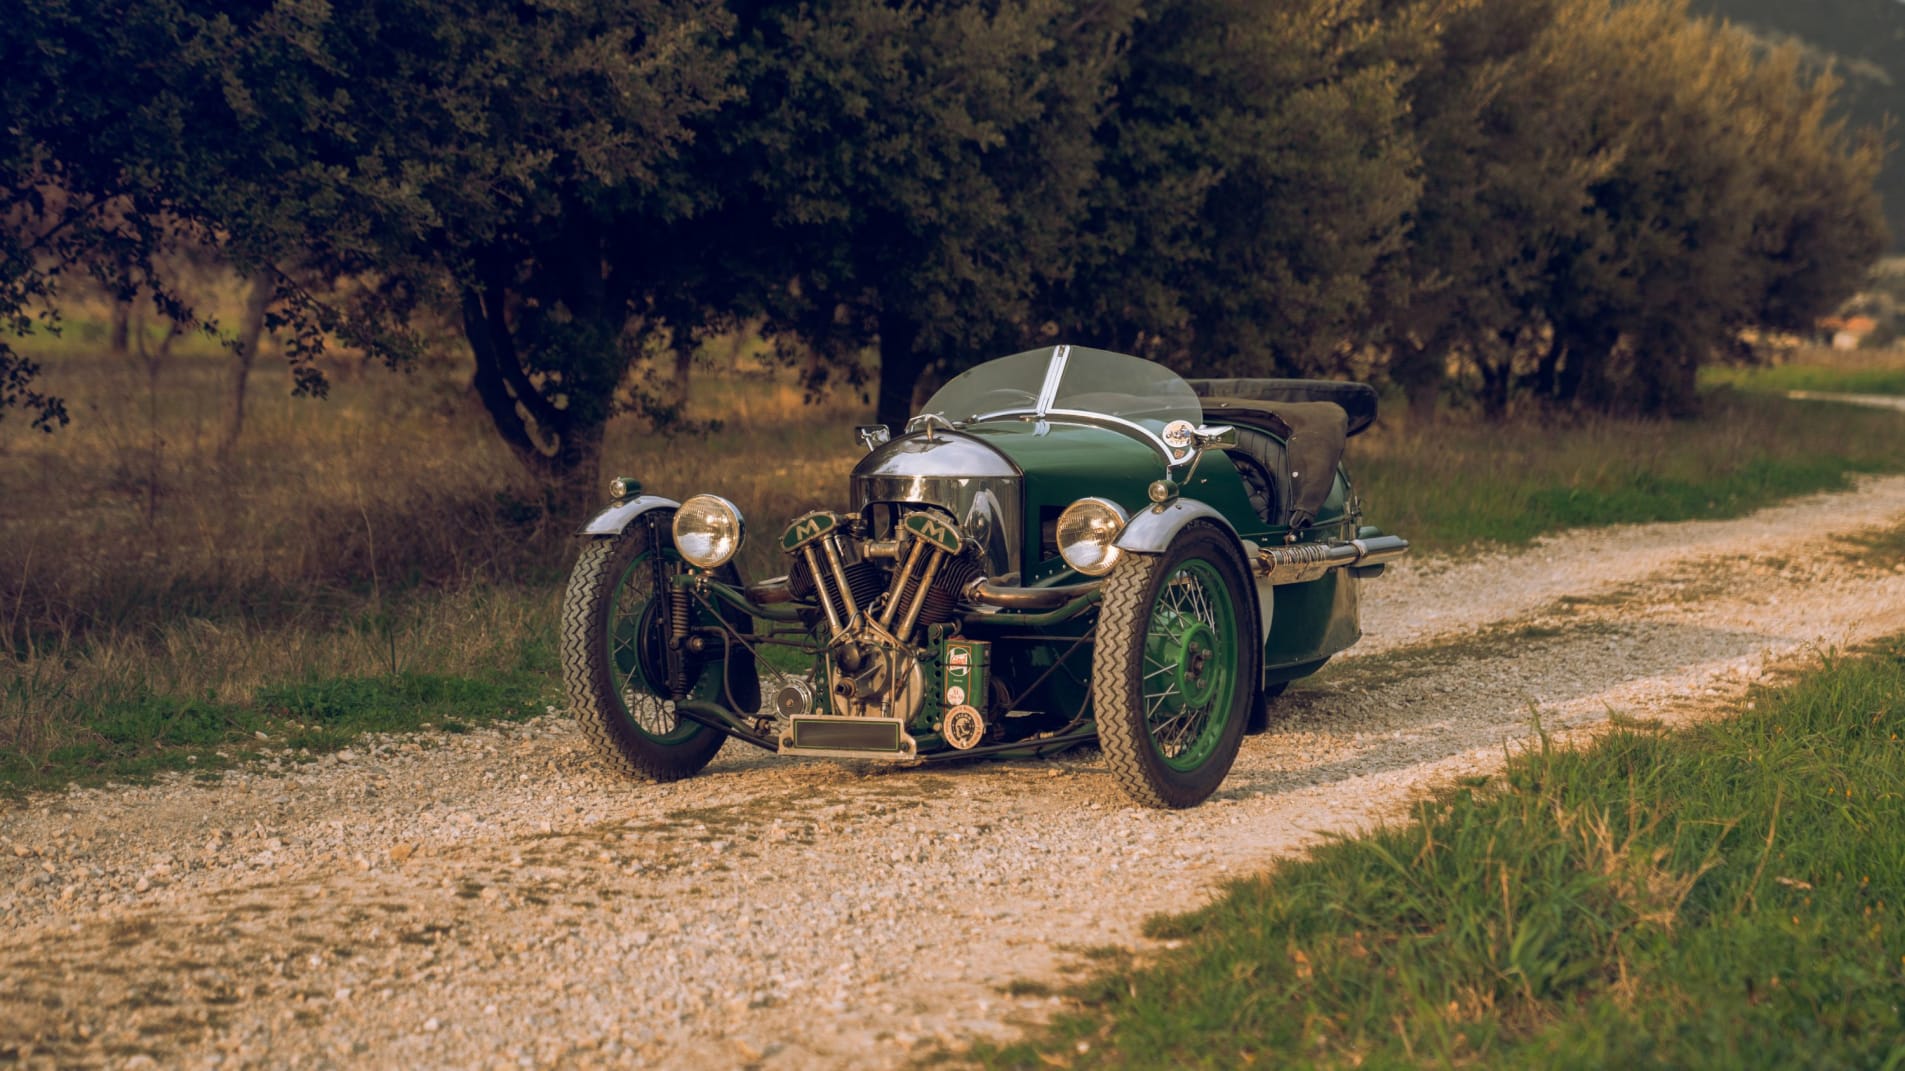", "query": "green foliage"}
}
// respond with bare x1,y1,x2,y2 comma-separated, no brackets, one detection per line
978,637,1905,1069
723,0,1138,425
1382,0,1886,419
0,0,1890,464
1039,0,1420,380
